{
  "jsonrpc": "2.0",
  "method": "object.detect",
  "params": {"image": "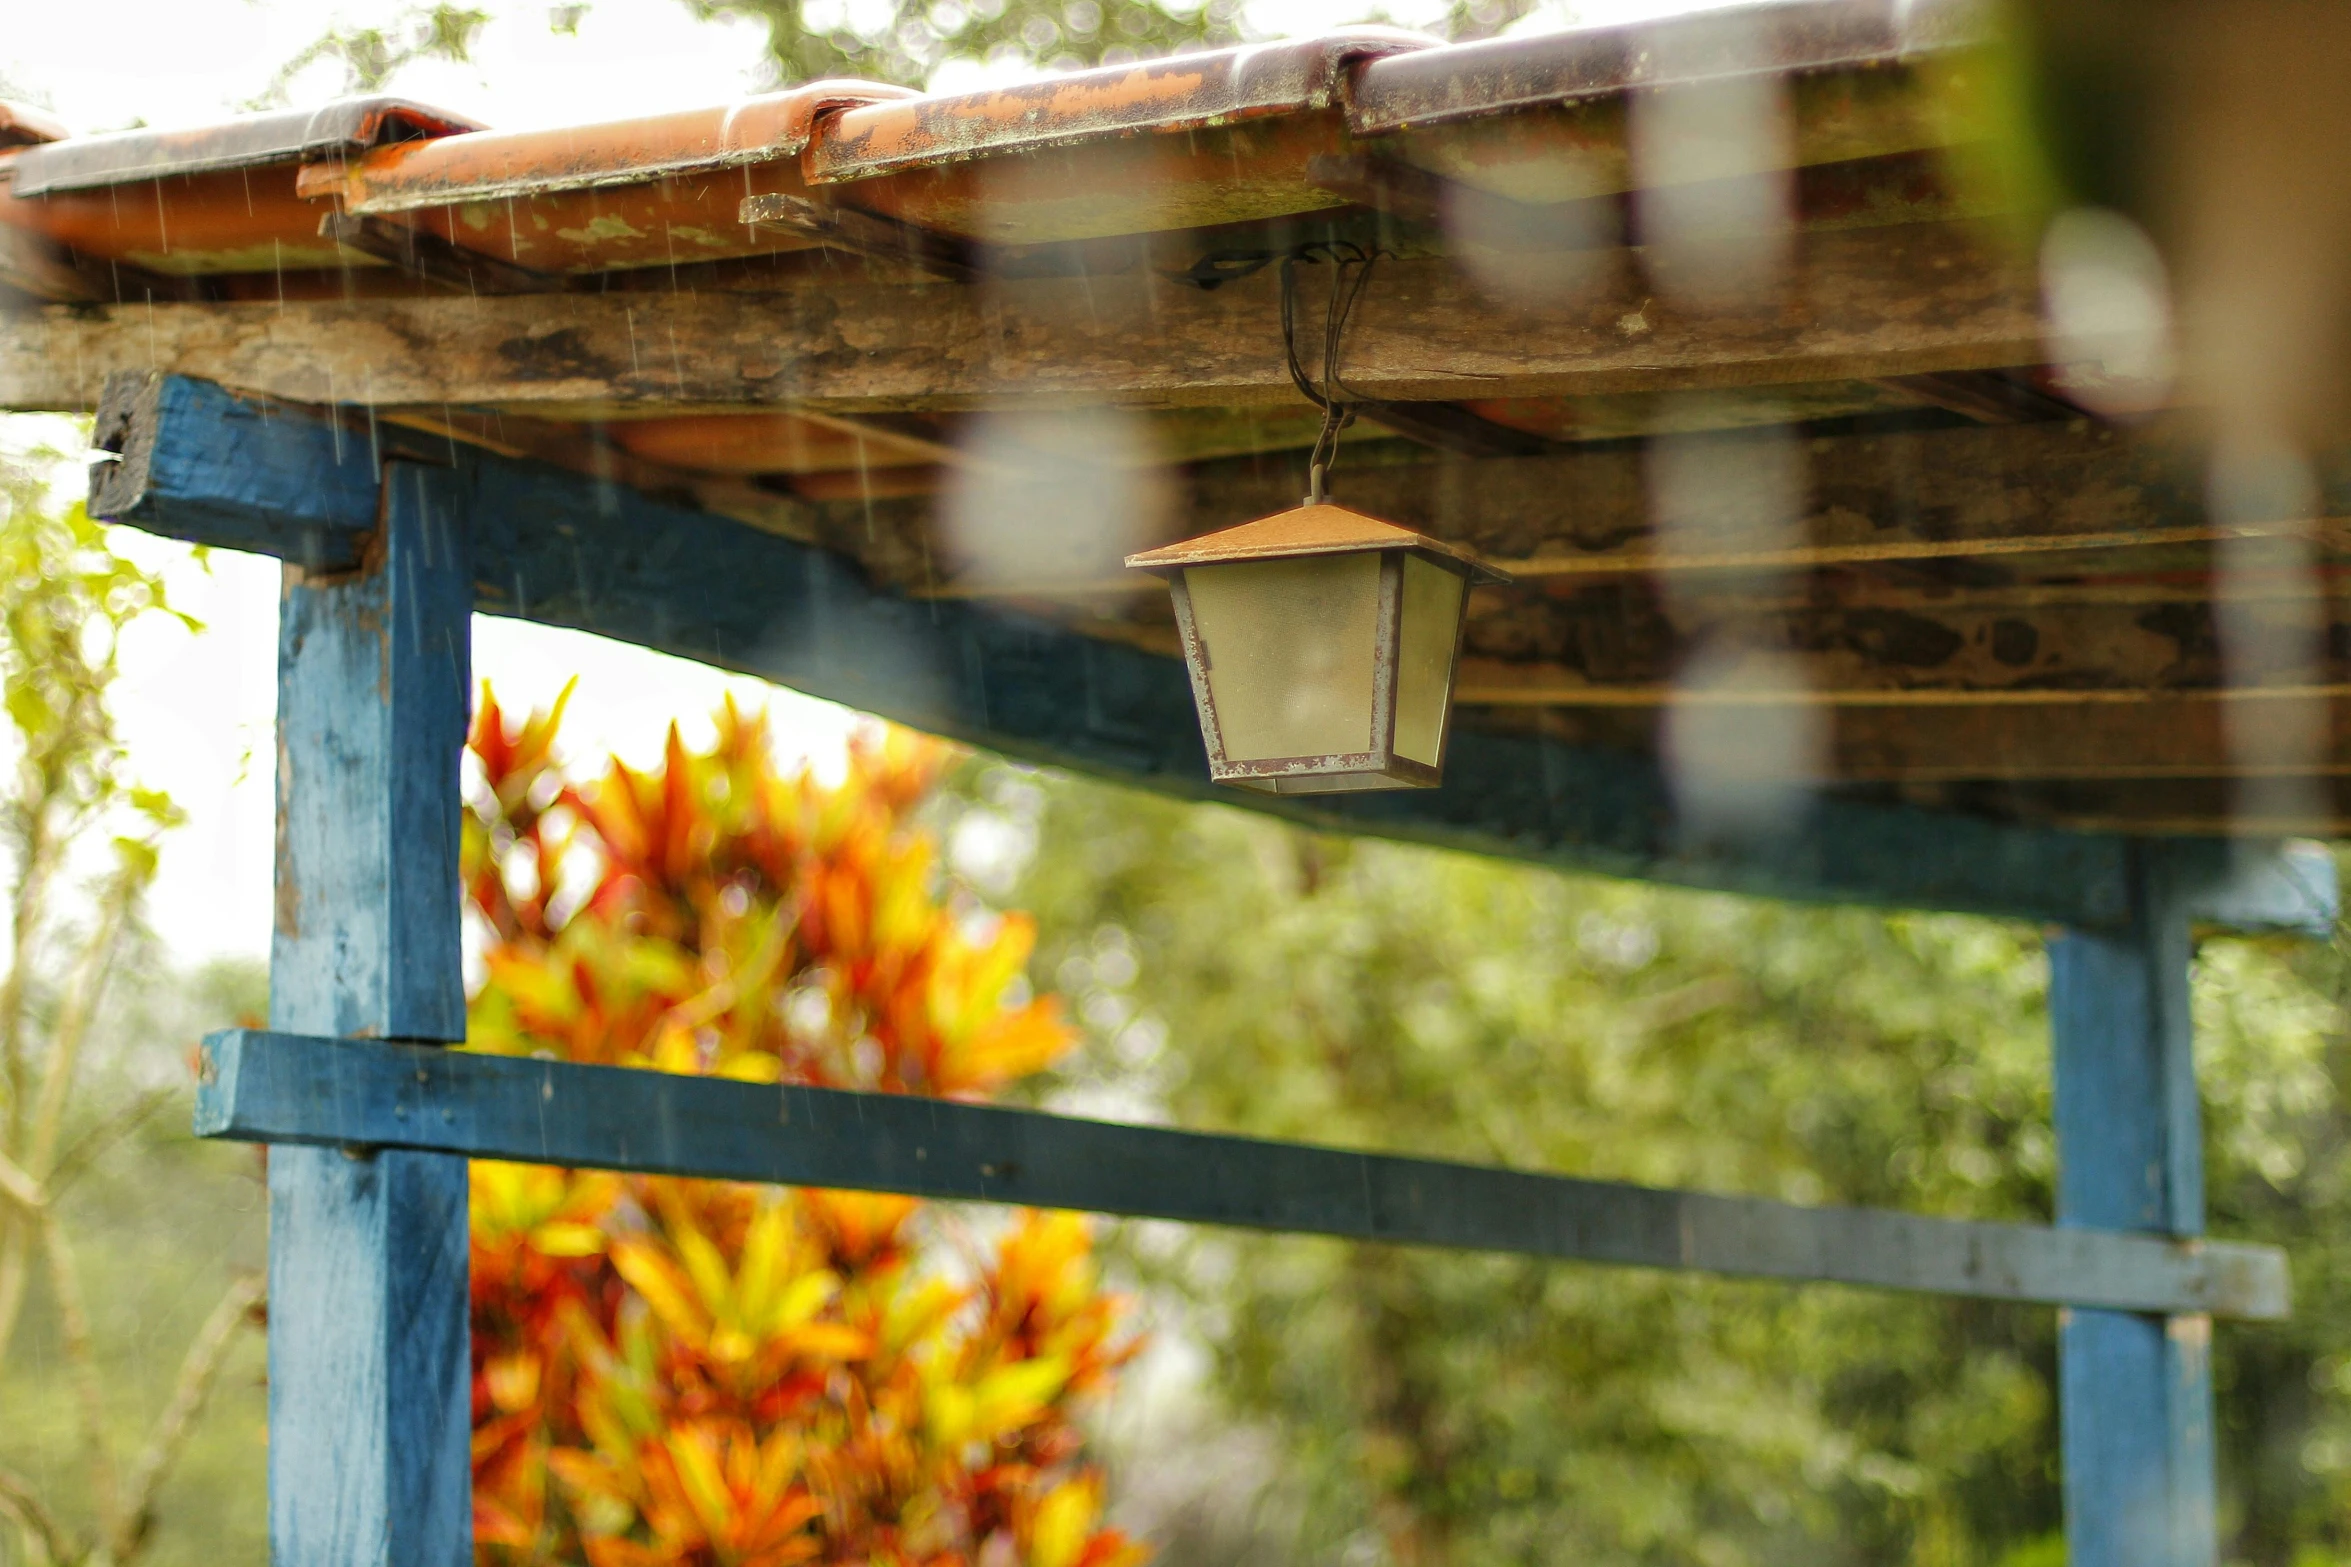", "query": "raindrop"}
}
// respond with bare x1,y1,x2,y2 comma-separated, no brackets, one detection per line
943,408,1170,591
1628,12,1795,310
1647,415,1823,839
2042,207,2178,416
